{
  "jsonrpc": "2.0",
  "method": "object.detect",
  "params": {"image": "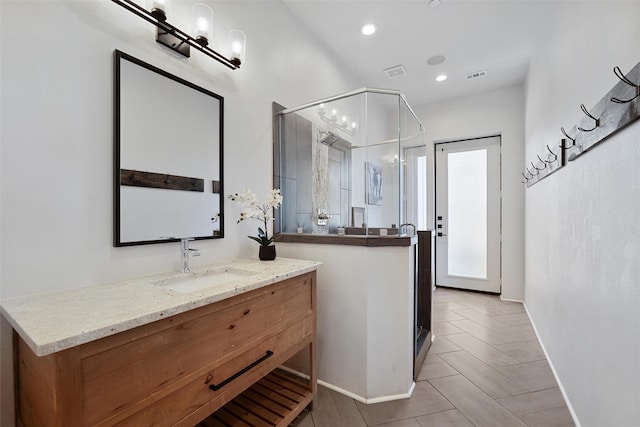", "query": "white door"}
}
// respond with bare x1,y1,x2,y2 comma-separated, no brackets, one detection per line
435,136,501,293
